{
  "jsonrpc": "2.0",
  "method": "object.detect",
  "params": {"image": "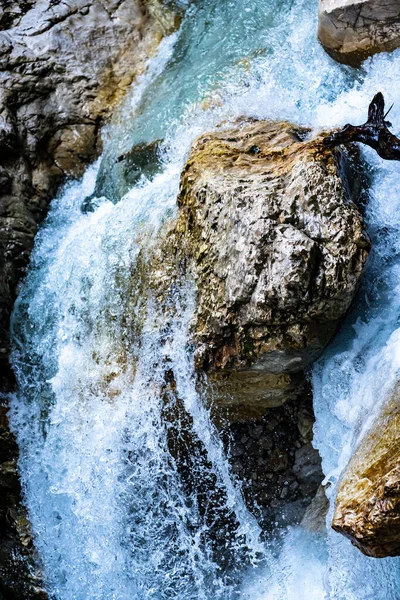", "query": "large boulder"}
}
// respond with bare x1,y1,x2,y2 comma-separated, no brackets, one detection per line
163,119,370,421
318,0,400,66
140,118,368,524
333,385,400,557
